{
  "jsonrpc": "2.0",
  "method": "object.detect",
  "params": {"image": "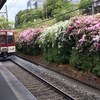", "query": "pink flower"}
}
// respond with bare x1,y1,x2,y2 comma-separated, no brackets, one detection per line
94,42,100,50
77,29,81,34
76,19,81,24
79,34,87,42
17,28,45,45
68,25,74,33
87,26,95,31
